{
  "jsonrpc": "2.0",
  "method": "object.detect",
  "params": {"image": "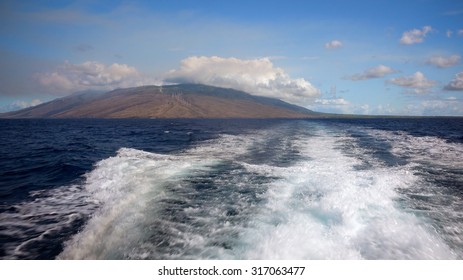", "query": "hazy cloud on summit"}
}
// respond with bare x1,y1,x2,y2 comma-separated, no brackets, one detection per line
165,56,321,105
35,61,159,94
